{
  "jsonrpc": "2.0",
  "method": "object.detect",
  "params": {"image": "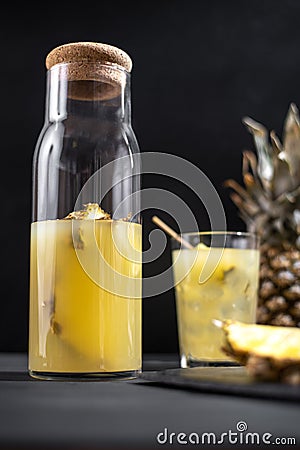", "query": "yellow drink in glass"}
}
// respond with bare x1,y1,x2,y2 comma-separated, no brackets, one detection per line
29,219,142,378
172,232,259,367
